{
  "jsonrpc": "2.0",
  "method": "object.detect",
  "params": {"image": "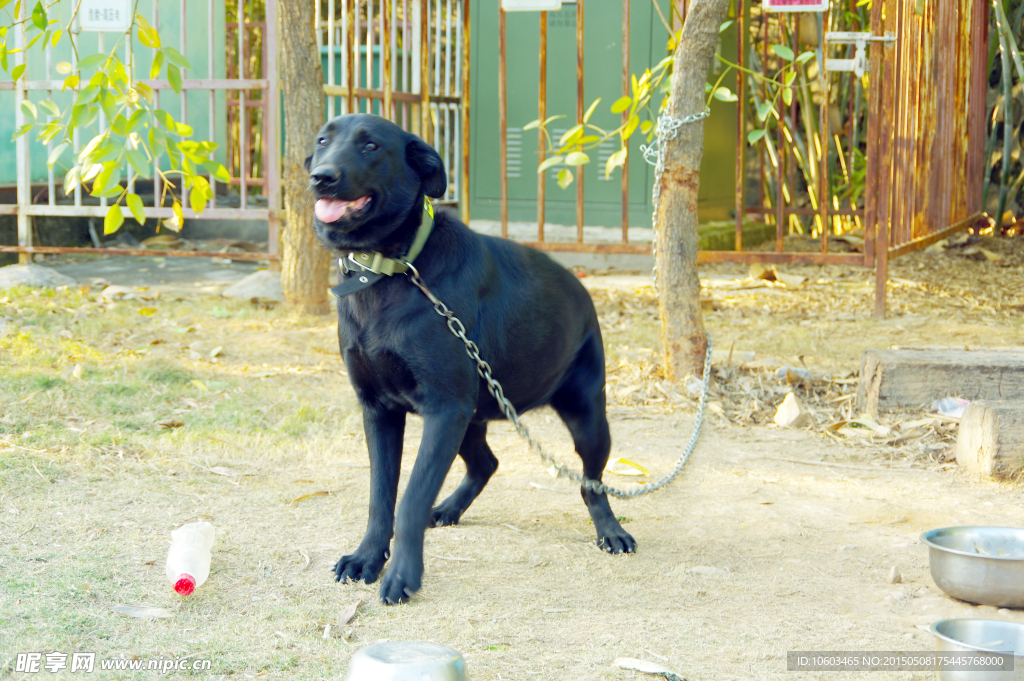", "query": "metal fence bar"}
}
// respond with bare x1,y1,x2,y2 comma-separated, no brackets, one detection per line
209,0,217,208
537,11,547,242
15,0,30,264
237,0,248,210
621,0,629,243
734,0,745,251
460,0,470,223
384,0,392,119
498,5,507,238
575,0,584,243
